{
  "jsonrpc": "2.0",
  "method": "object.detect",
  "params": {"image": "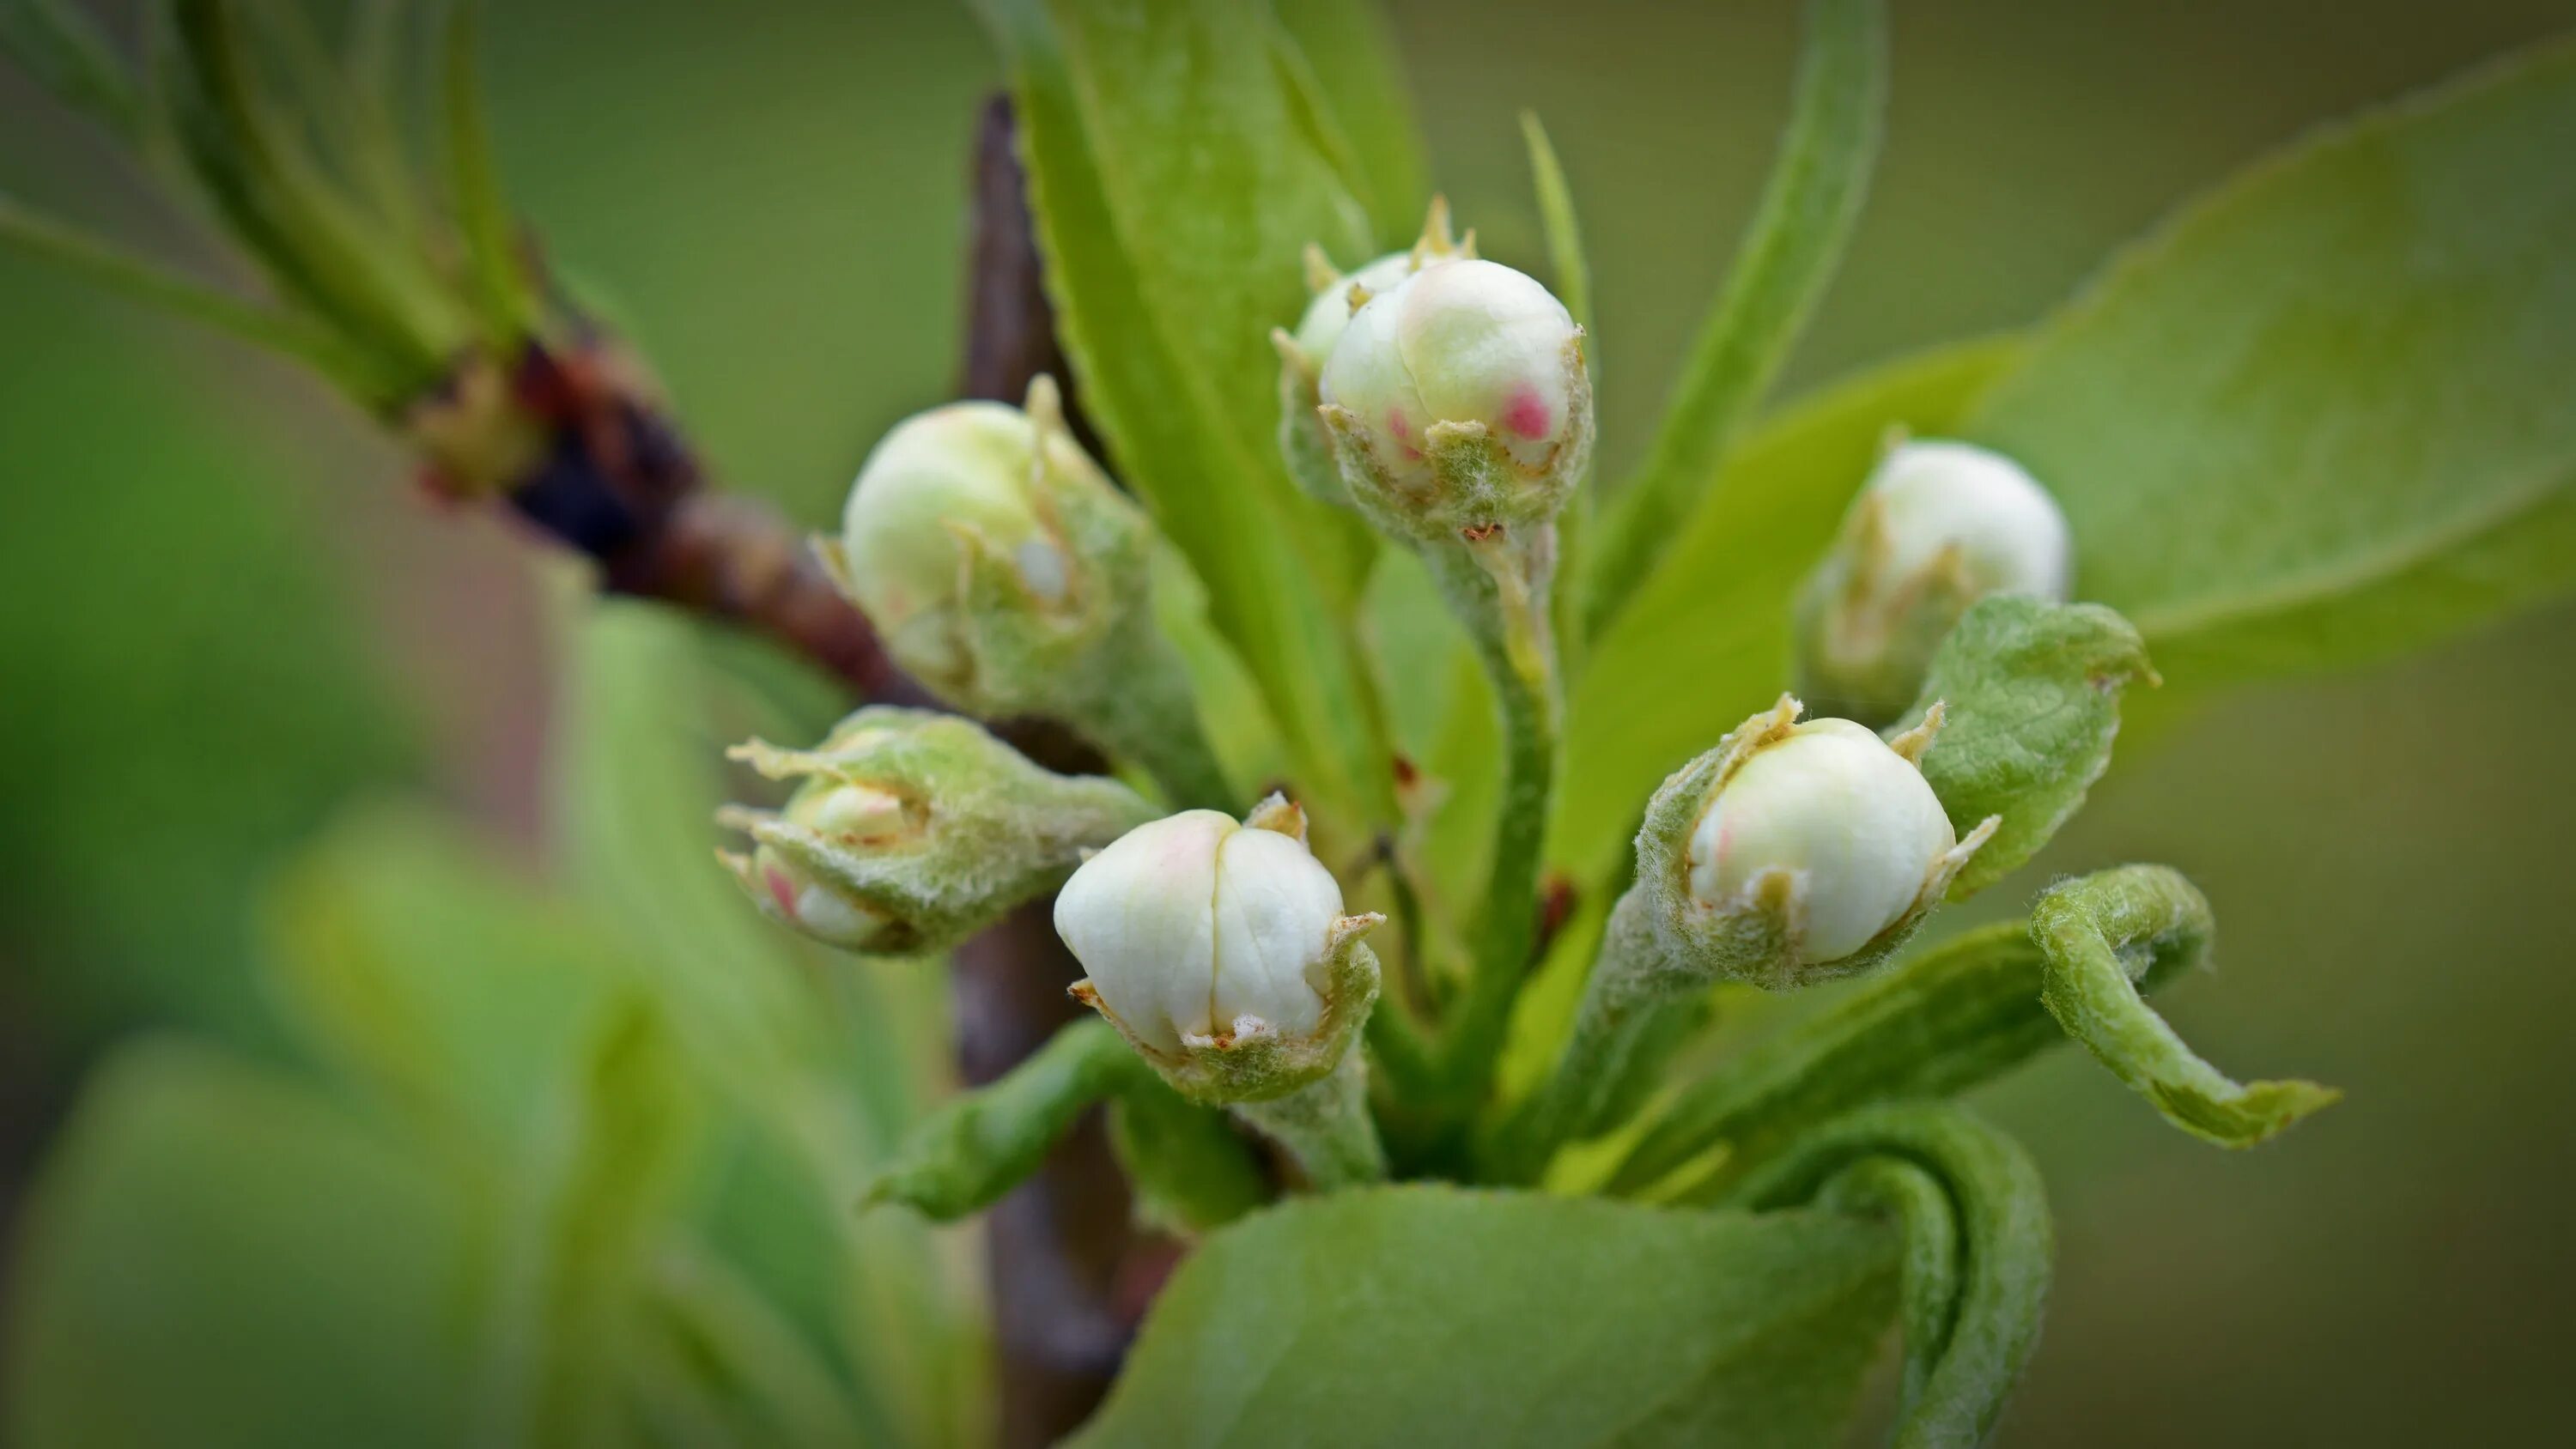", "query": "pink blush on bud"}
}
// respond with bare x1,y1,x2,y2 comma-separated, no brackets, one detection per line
765,866,801,918
1502,385,1552,440
1386,409,1424,461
